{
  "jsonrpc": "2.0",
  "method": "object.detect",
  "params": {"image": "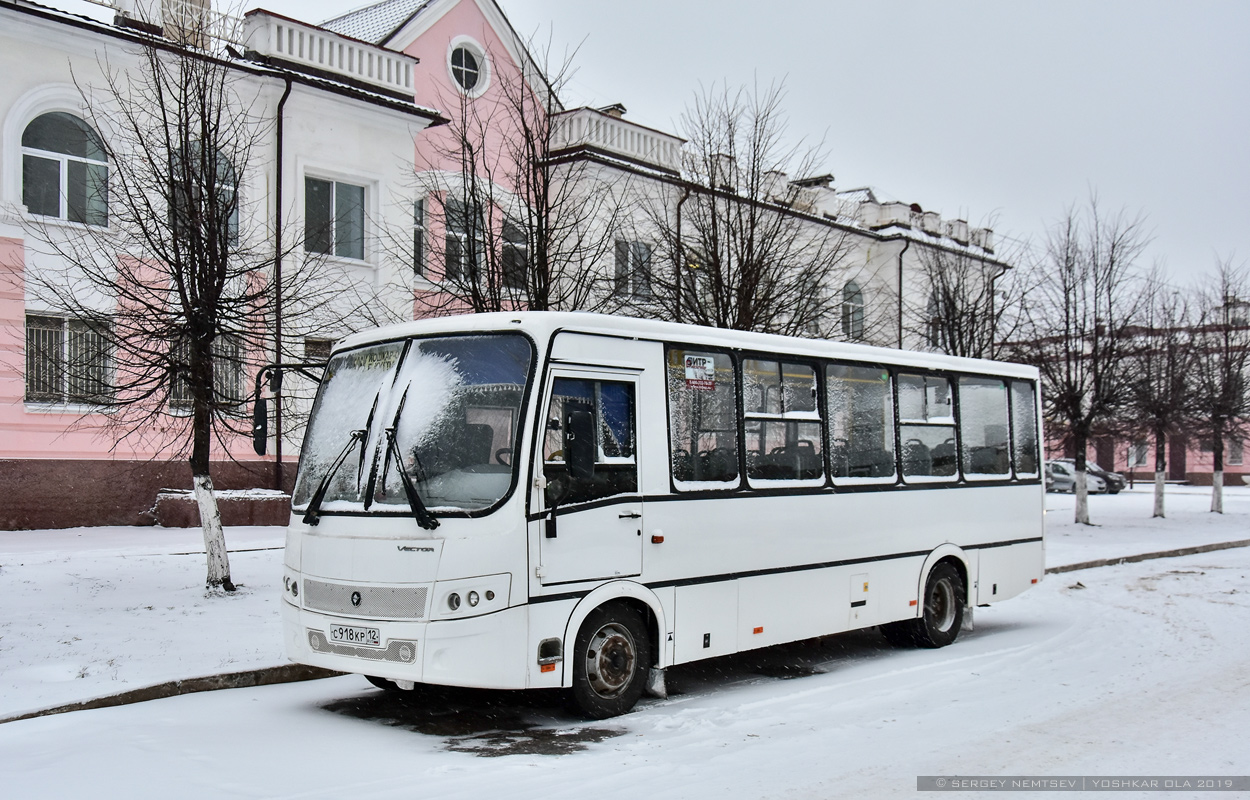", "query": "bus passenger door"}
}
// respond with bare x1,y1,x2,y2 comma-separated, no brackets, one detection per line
536,371,643,586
